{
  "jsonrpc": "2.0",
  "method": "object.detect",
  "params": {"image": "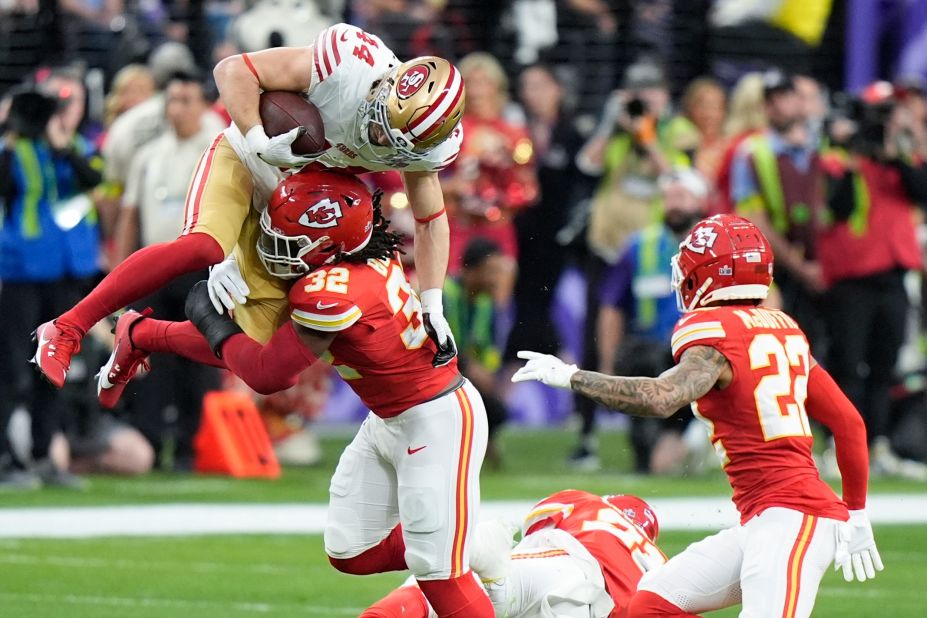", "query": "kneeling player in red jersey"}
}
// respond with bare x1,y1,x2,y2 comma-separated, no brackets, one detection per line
513,215,882,618
104,171,493,617
363,488,665,618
